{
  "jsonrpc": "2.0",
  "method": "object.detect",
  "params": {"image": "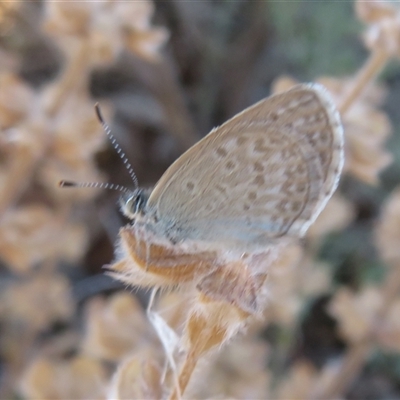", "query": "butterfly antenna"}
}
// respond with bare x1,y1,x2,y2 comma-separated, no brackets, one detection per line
59,180,131,193
95,103,139,189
